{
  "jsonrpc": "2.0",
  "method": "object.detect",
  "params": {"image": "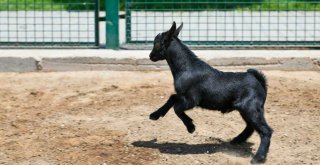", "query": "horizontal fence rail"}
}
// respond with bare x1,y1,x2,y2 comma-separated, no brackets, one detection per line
0,0,100,48
125,0,320,47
